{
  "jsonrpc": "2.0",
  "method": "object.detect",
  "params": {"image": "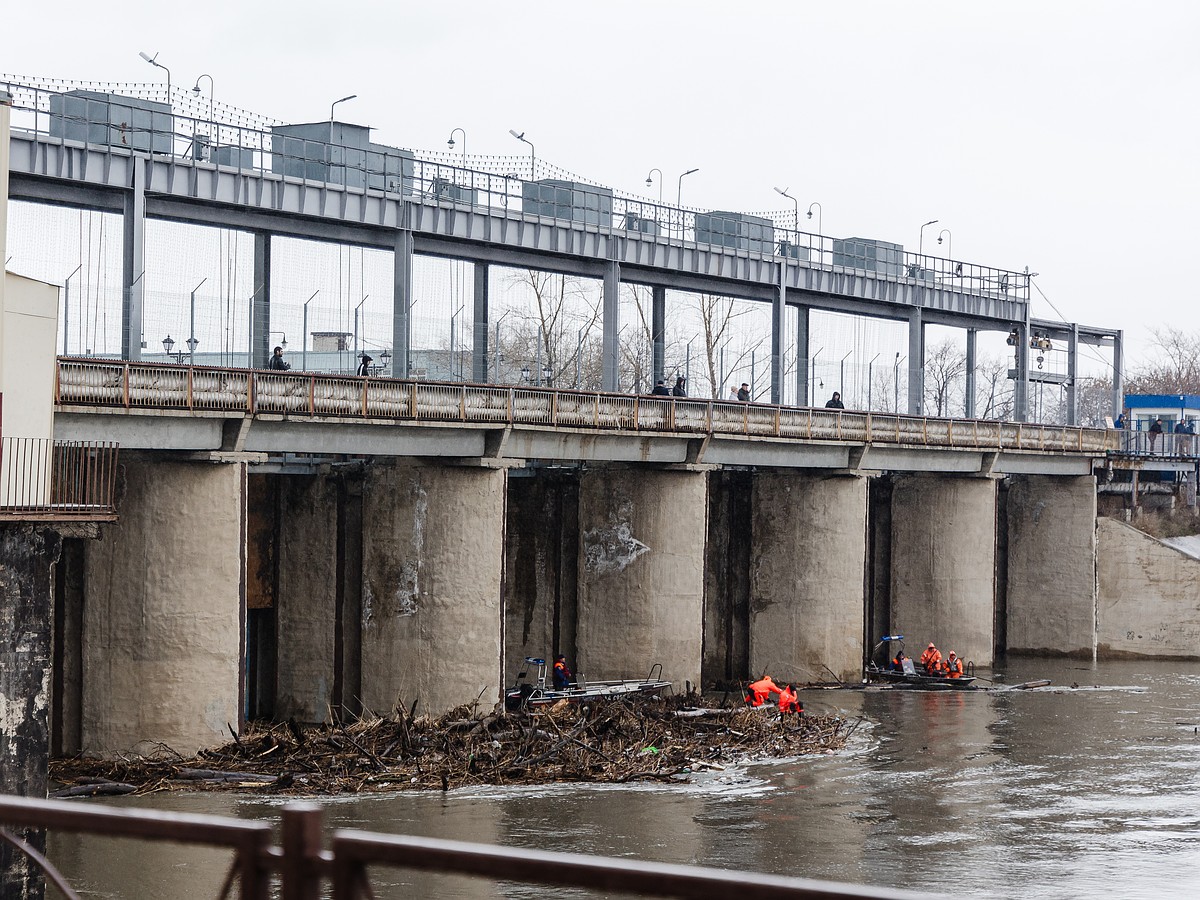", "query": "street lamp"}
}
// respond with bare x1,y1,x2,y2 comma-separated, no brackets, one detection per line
918,219,939,256
937,228,952,259
677,167,699,207
162,334,182,362
450,303,465,381
811,346,823,406
520,365,531,384
301,289,320,371
379,347,392,374
509,129,535,180
494,308,512,384
806,202,823,238
840,350,852,399
191,74,214,124
645,168,663,203
62,264,82,356
867,352,881,410
894,353,905,413
329,94,357,121
774,187,799,230
447,127,466,161
138,51,171,103
353,293,370,358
